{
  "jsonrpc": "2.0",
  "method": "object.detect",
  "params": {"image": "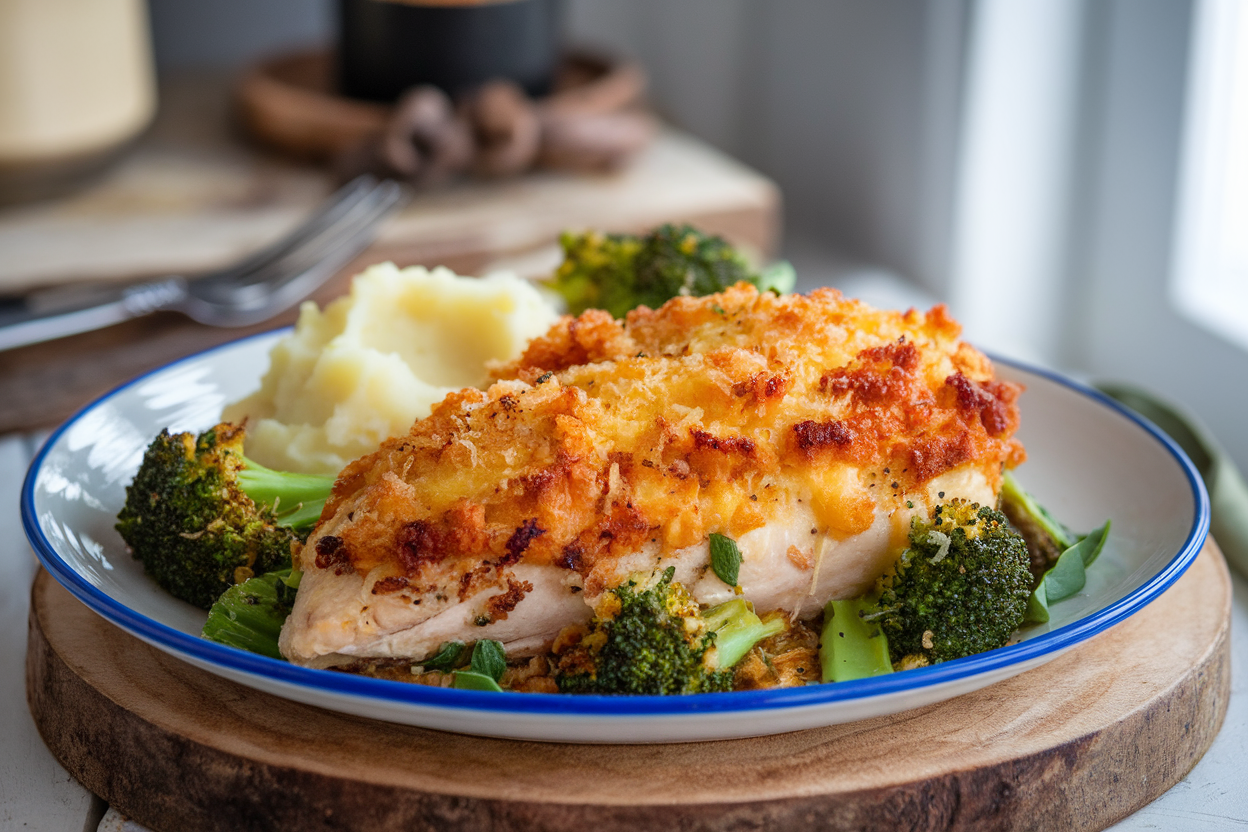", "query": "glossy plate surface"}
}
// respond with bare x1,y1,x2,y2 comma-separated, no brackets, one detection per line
22,331,1209,743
